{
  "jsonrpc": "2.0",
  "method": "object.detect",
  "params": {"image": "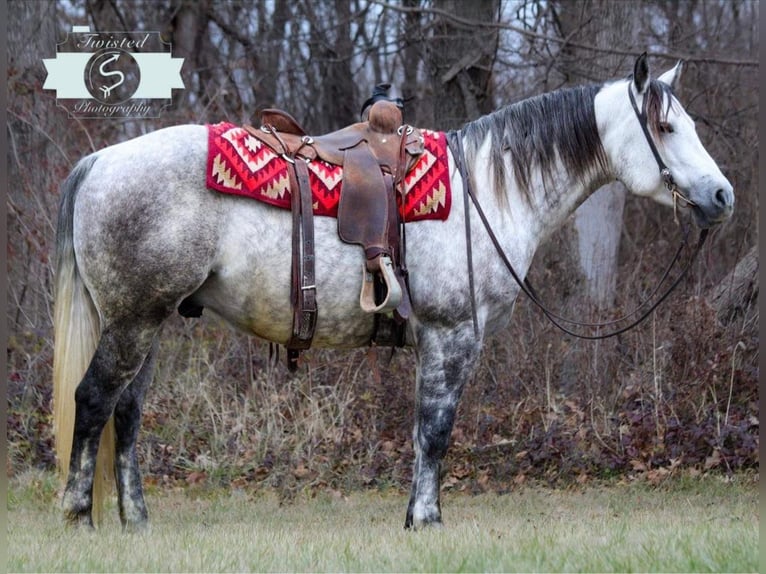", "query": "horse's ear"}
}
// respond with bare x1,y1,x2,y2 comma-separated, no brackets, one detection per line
658,60,684,90
633,52,650,94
